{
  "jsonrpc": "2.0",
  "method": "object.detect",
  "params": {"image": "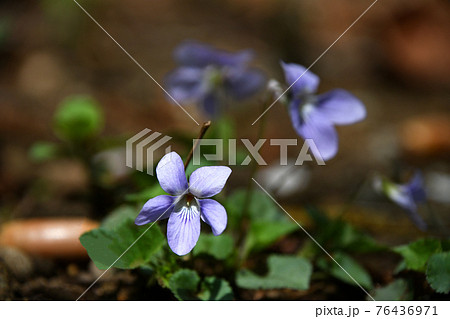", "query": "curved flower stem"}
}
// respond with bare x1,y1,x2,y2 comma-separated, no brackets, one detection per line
242,109,267,212
336,173,371,219
237,100,269,263
425,202,448,237
184,121,211,170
